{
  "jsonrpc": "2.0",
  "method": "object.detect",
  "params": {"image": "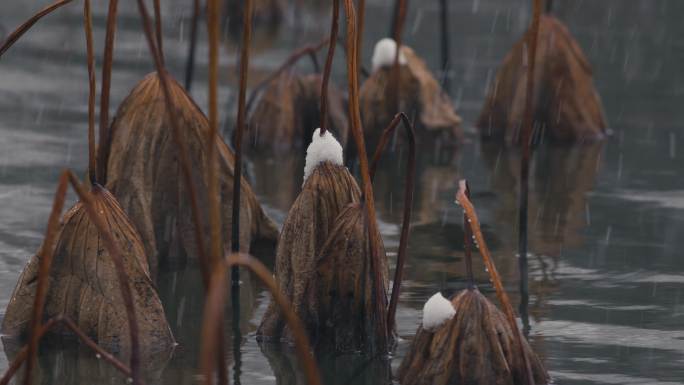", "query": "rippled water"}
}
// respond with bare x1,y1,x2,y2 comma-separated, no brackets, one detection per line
1,0,684,384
